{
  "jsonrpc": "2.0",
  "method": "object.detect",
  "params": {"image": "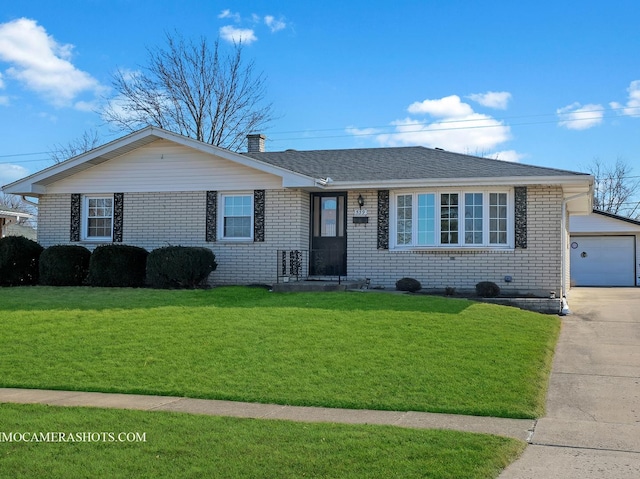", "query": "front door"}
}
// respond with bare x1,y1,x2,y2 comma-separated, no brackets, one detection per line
310,192,347,276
